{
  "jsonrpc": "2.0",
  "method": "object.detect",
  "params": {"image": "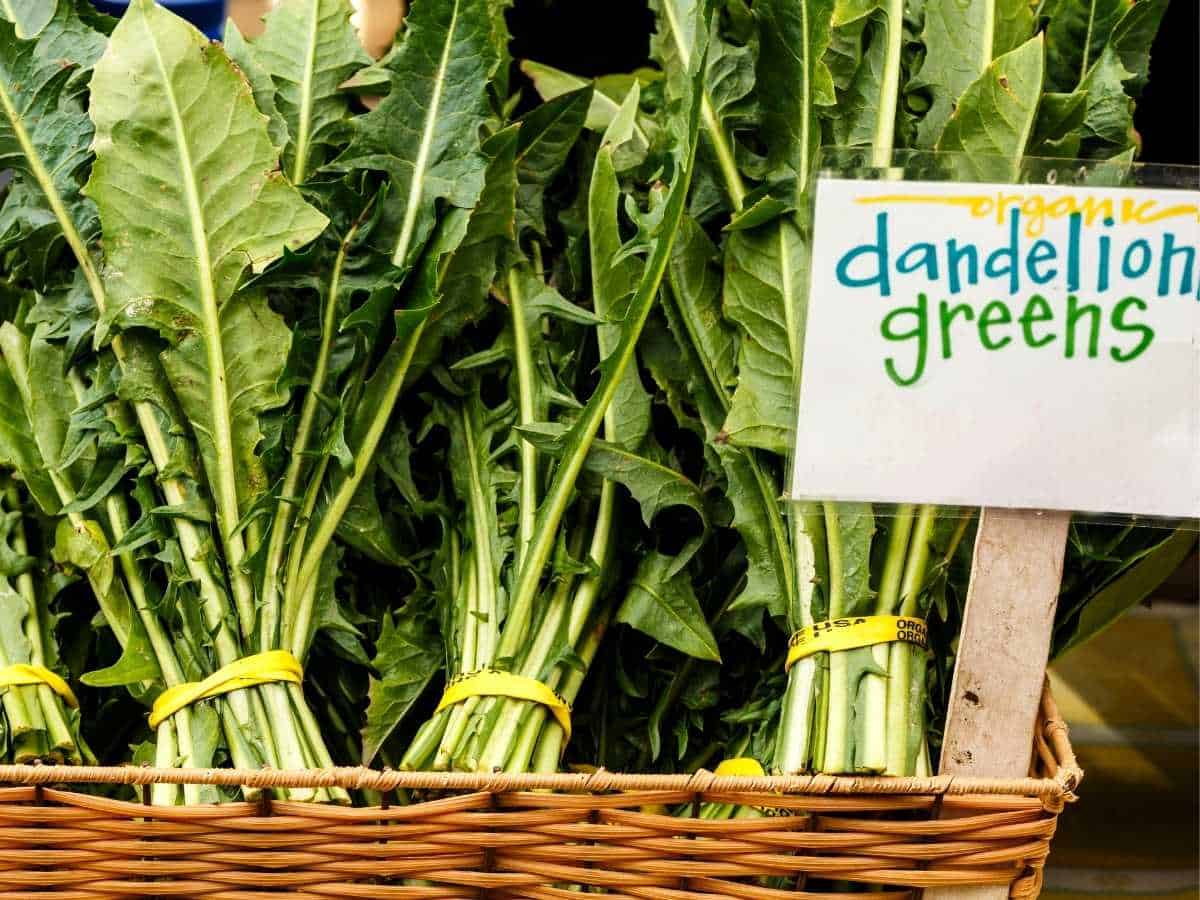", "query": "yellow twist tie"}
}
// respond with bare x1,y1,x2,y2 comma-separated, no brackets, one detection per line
714,757,765,777
436,668,572,740
149,650,302,728
0,664,78,708
785,615,928,671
